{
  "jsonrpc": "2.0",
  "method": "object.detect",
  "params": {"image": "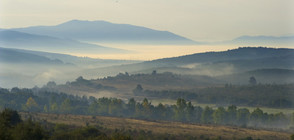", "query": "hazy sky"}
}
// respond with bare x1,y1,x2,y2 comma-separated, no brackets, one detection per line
0,0,294,42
